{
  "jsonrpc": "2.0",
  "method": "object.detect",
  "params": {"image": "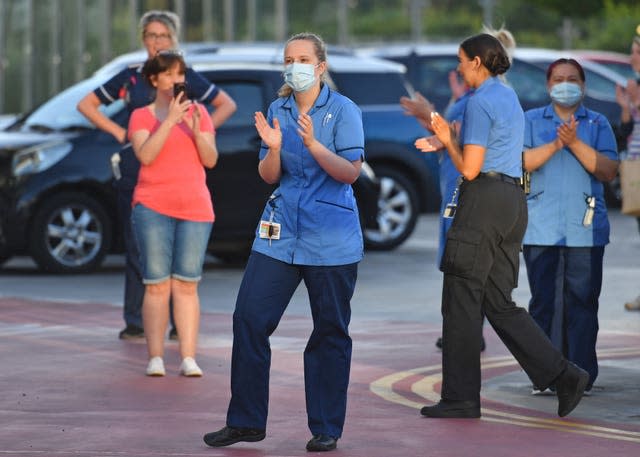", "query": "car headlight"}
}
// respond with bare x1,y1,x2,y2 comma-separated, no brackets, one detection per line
12,141,72,177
